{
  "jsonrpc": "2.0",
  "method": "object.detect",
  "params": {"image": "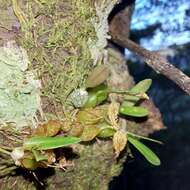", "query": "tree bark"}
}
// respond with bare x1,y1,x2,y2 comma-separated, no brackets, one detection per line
0,1,164,190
